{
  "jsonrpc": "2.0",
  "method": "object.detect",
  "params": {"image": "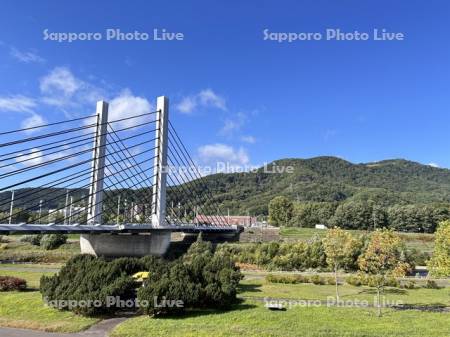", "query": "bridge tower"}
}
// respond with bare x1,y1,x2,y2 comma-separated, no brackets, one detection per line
80,96,171,257
151,96,169,227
